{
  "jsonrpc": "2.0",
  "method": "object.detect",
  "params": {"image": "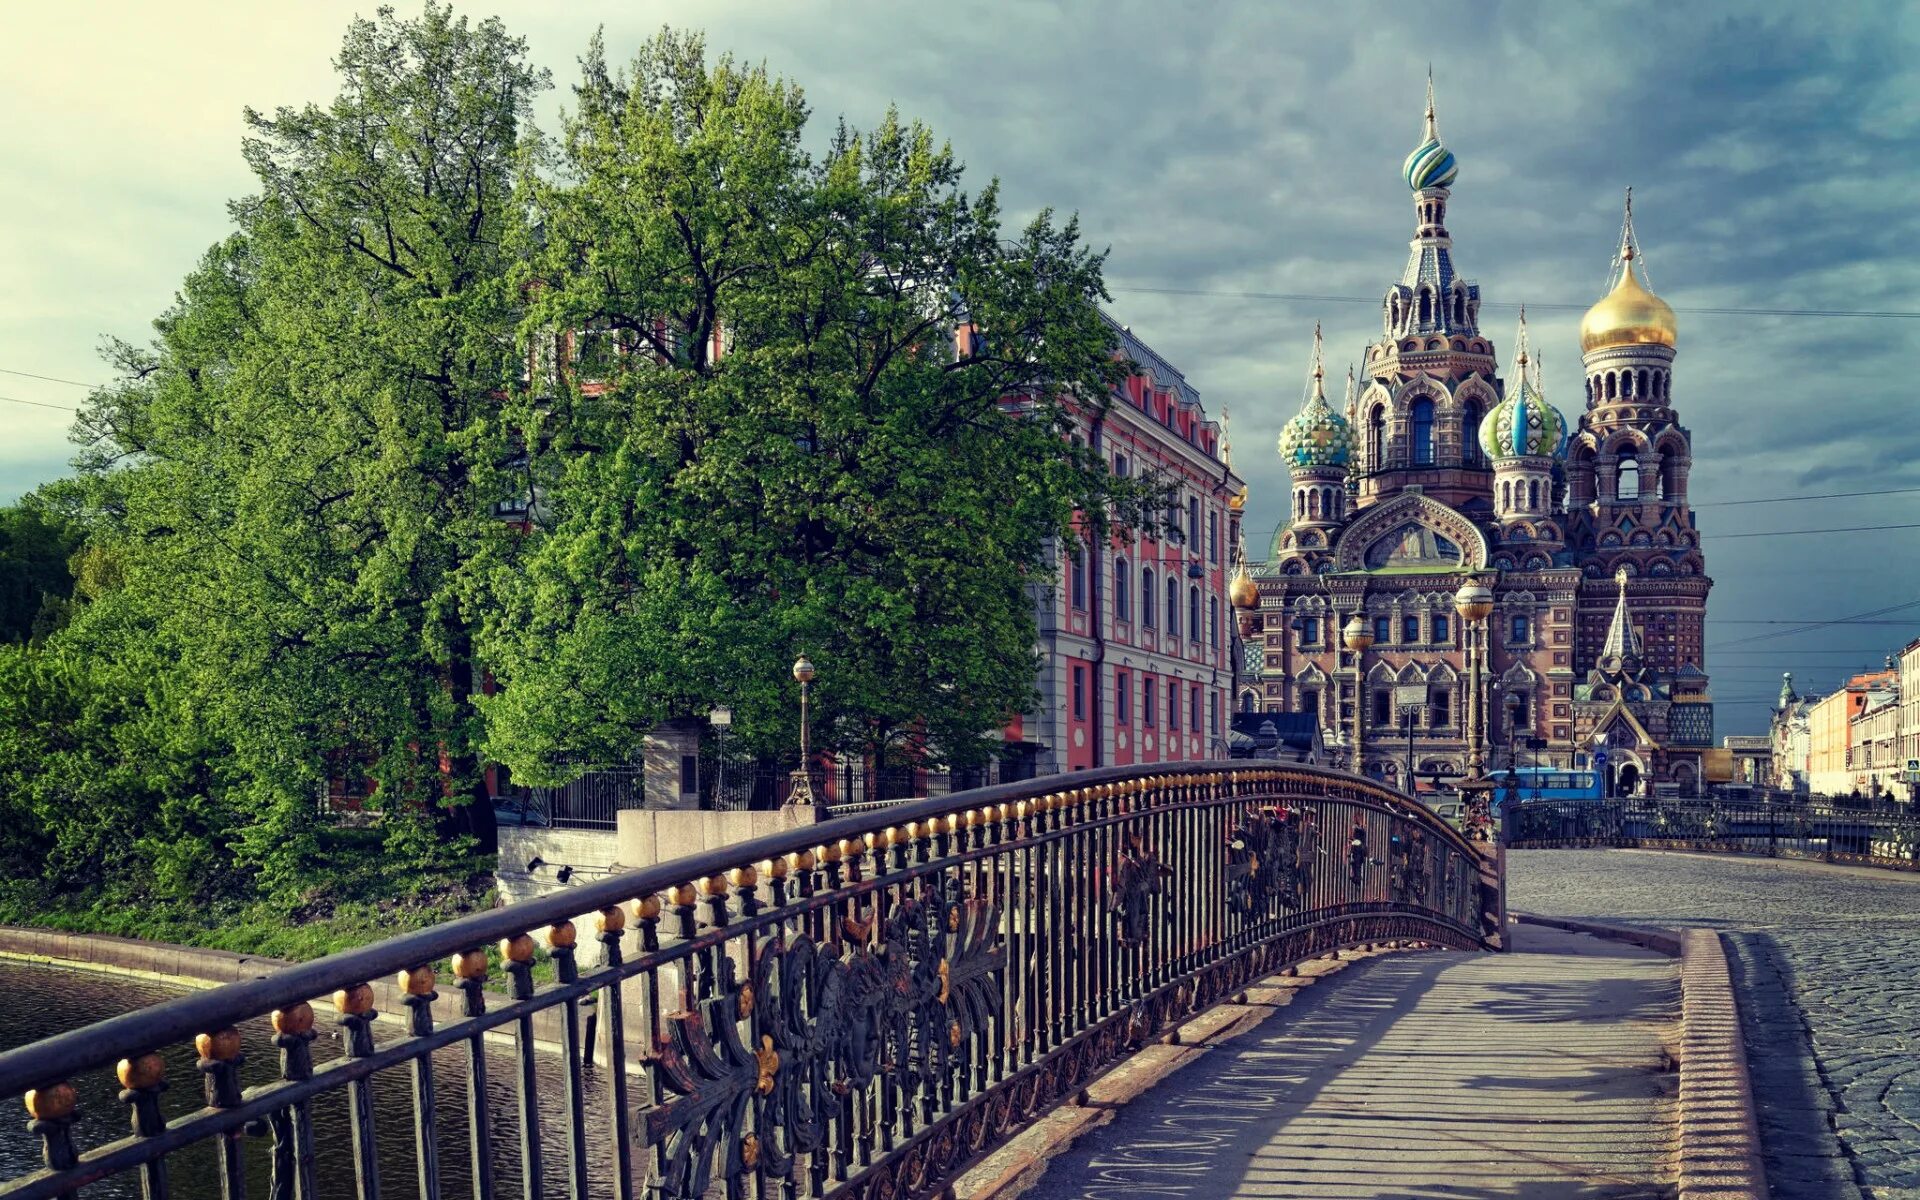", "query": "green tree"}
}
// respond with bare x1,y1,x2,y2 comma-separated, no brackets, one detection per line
478,31,1159,782
0,502,81,643
69,3,547,867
